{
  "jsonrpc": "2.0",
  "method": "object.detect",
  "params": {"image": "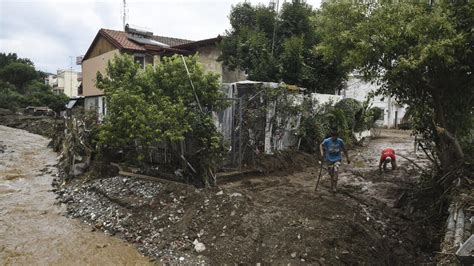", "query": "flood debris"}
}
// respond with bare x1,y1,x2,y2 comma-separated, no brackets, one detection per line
456,235,474,265
52,129,443,264
439,189,474,264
